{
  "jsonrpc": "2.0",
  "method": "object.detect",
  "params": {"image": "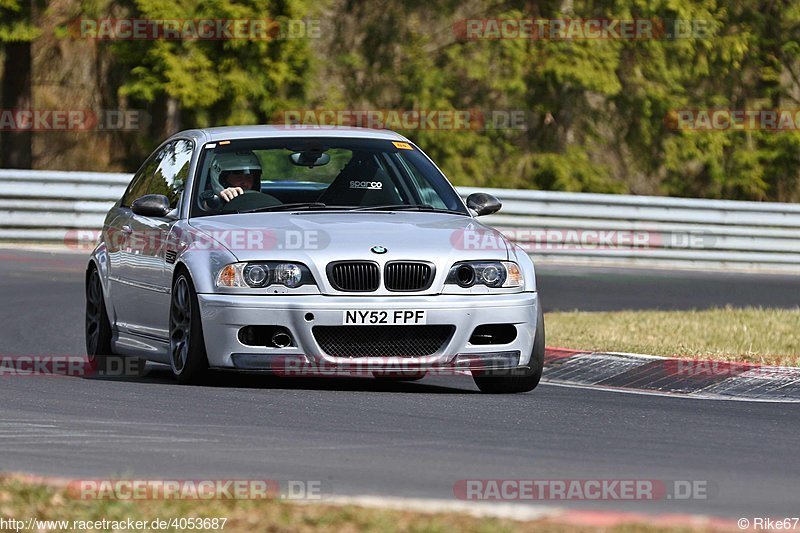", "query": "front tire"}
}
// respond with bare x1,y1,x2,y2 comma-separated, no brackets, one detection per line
169,272,210,384
85,266,113,371
472,305,545,394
